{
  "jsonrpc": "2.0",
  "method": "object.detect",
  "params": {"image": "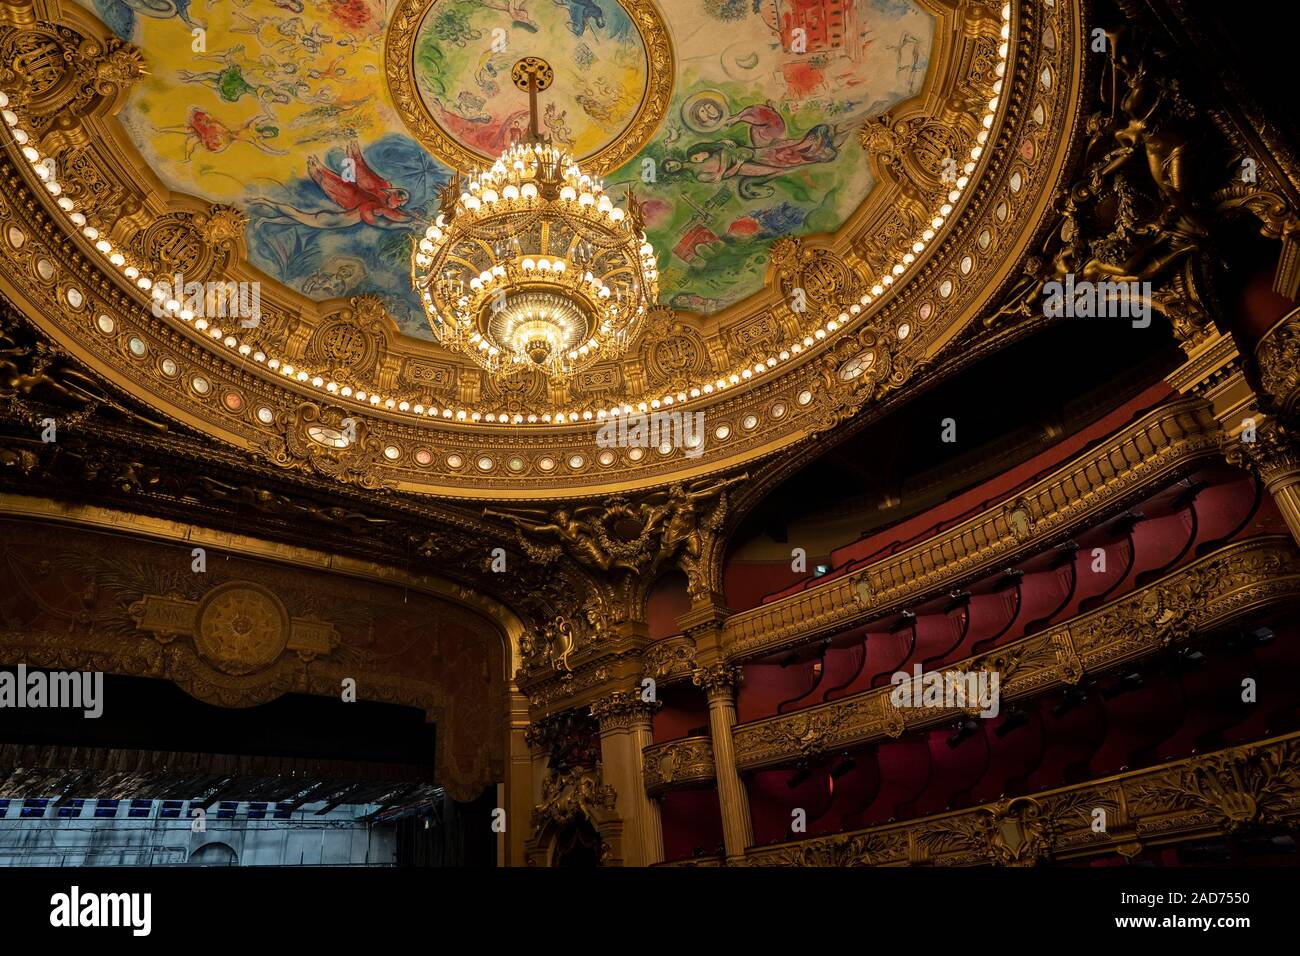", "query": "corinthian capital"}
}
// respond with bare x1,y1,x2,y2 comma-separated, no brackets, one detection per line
1224,417,1300,488
590,688,658,731
691,663,742,699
